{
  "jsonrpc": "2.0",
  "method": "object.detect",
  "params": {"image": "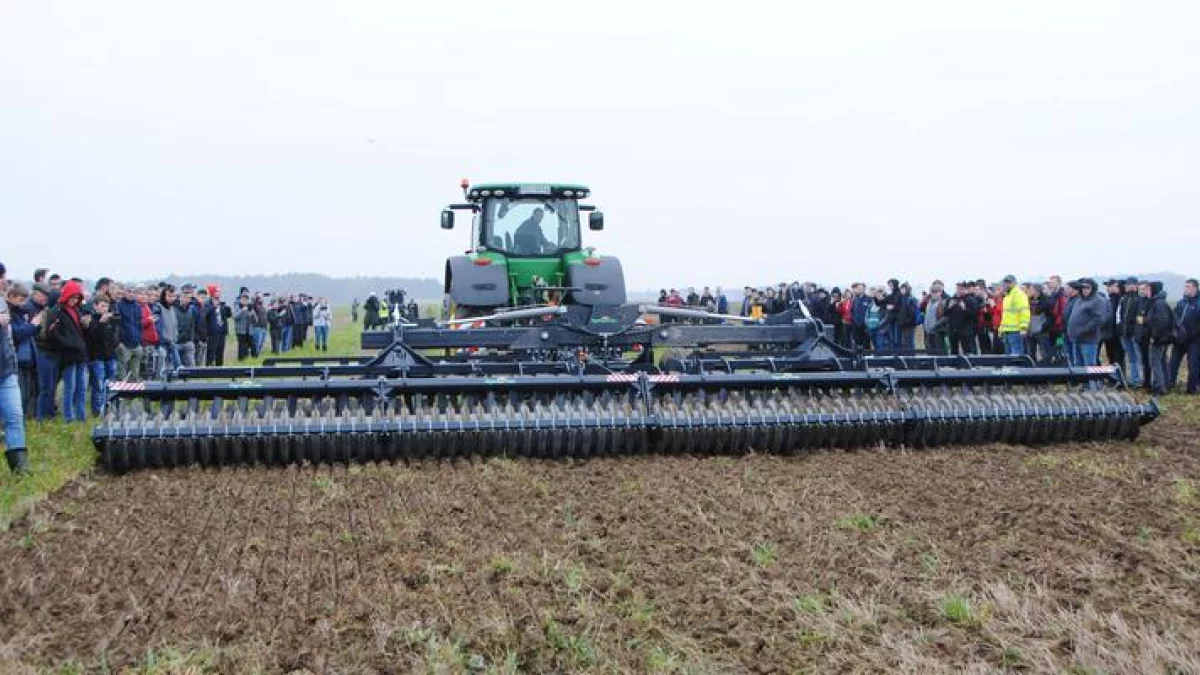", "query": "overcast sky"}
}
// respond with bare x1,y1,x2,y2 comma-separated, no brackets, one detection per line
2,1,1198,291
